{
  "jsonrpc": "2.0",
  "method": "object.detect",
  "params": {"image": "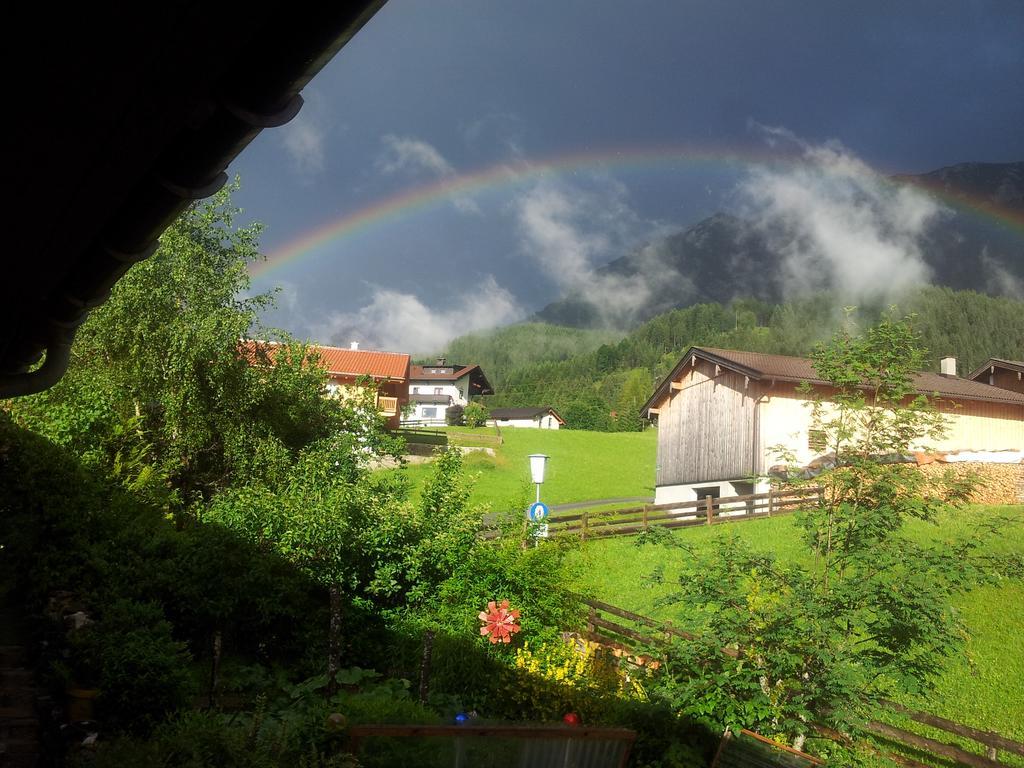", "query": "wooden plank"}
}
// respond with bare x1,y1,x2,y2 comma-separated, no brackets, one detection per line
864,720,1011,768
348,723,637,754
810,724,934,768
740,730,826,765
550,488,821,522
881,701,1024,757
590,615,658,646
